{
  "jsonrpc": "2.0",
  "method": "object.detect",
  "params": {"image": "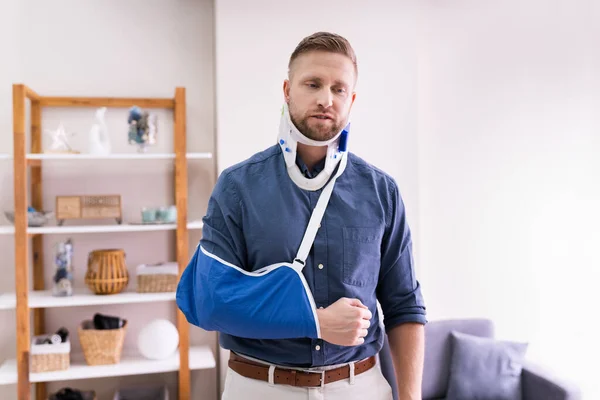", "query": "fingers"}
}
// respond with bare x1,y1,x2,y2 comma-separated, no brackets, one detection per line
360,319,370,329
342,298,369,311
346,299,371,318
359,307,372,320
347,298,367,308
353,329,369,346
